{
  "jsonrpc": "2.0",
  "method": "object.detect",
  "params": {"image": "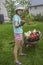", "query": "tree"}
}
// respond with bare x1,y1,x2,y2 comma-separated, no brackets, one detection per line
5,0,15,21
5,0,30,21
